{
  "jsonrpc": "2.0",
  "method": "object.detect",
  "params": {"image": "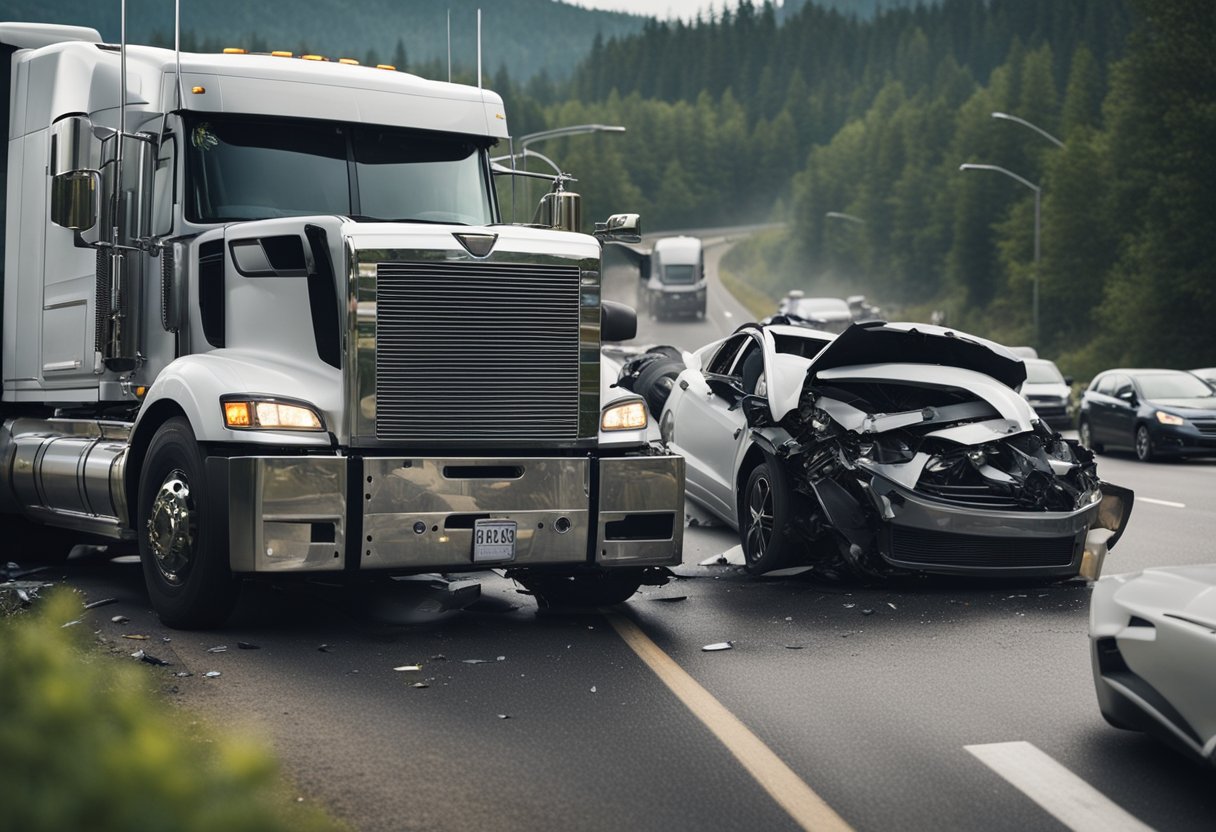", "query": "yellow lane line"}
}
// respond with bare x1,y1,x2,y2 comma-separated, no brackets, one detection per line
606,612,853,832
